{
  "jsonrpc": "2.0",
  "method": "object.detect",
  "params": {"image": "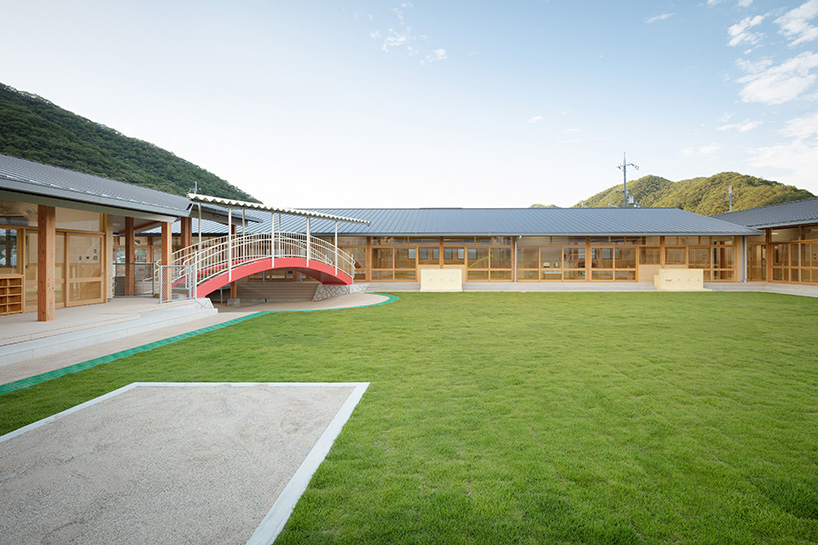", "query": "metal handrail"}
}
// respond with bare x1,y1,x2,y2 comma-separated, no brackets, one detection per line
164,232,355,289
